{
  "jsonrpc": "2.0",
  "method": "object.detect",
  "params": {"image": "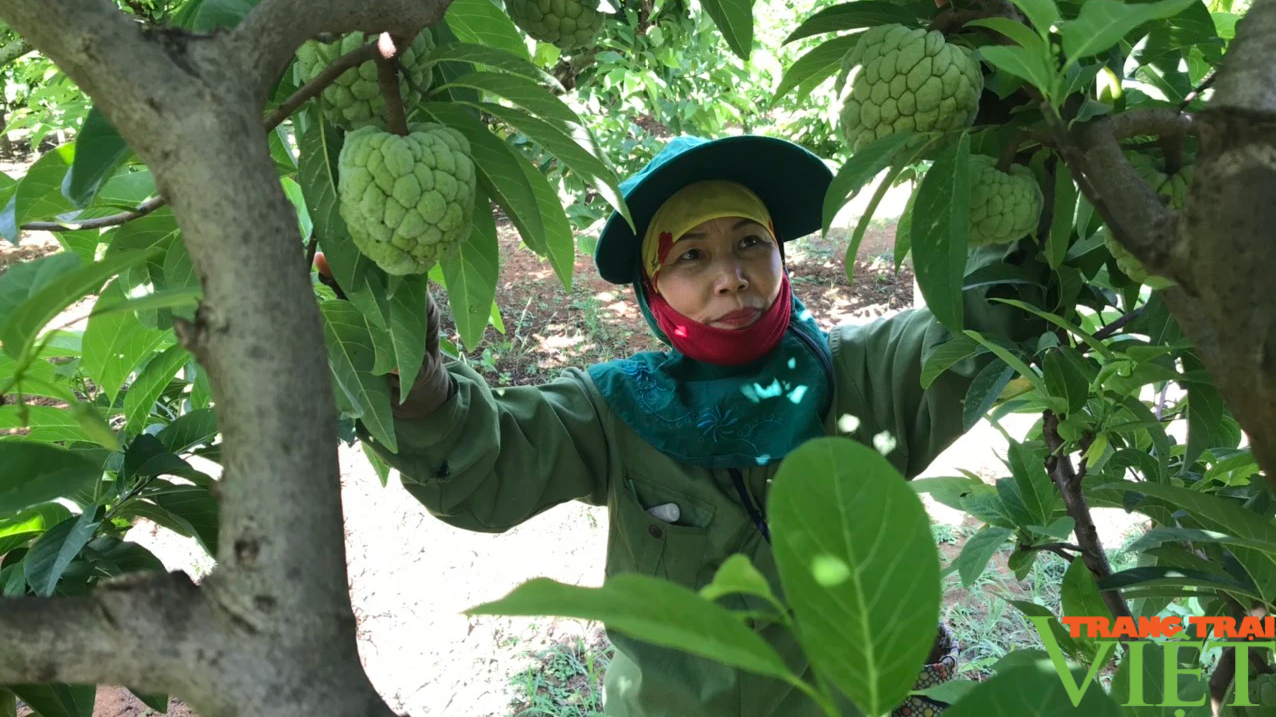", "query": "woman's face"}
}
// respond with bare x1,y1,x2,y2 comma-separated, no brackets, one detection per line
653,216,783,330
